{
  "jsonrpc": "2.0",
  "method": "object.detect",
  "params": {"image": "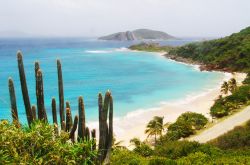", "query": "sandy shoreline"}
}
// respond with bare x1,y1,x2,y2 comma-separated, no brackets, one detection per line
114,72,246,147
